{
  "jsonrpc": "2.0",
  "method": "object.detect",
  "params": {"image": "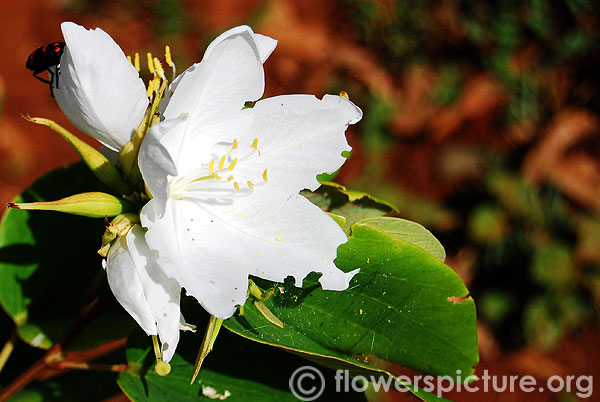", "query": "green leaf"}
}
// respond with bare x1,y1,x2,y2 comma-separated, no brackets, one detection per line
118,315,367,402
358,217,445,262
225,217,477,401
0,163,131,349
305,182,397,227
